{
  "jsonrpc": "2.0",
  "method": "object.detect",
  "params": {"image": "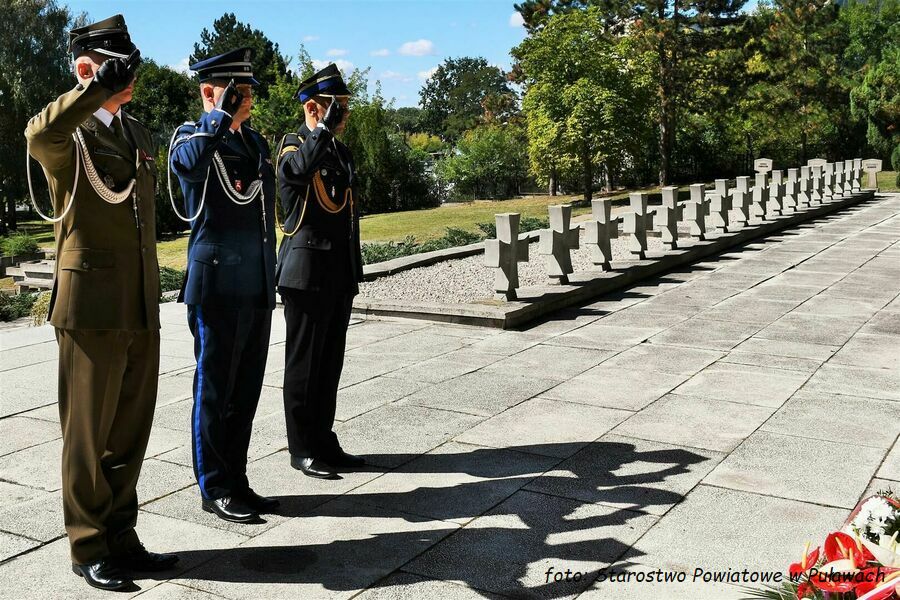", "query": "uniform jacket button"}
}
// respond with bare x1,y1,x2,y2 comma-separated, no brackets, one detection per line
81,261,89,269
212,258,219,265
211,119,218,127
